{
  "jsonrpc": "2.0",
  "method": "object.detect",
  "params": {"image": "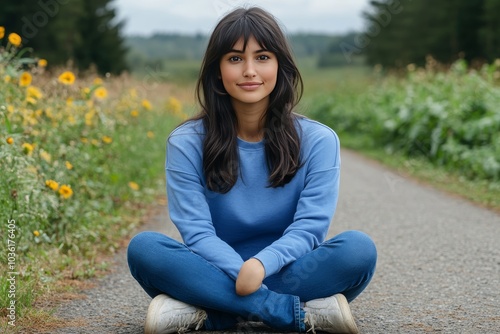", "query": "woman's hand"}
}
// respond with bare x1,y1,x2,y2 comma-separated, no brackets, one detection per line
235,258,265,296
